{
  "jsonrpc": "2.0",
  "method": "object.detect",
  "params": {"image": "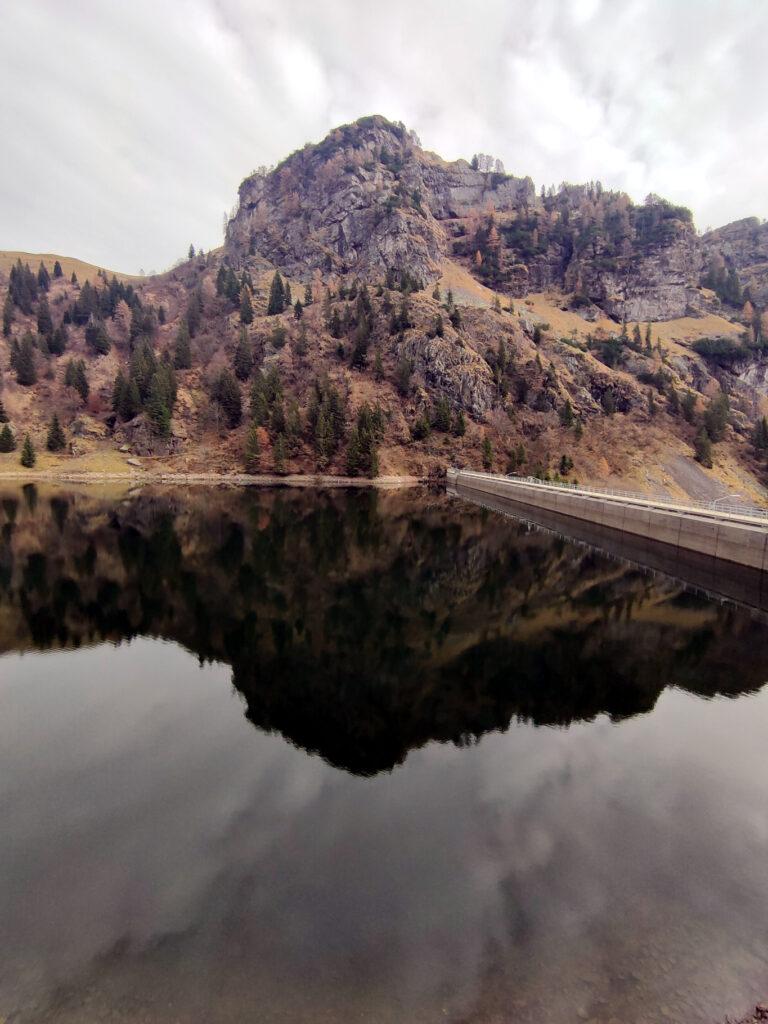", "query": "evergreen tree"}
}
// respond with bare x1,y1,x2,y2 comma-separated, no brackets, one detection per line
37,262,51,291
373,346,384,381
647,389,656,418
112,369,139,421
395,356,413,397
667,388,680,416
158,305,166,325
20,434,36,468
346,404,382,477
188,244,195,260
482,435,494,471
146,374,172,437
0,424,15,453
64,359,89,404
250,371,269,426
267,271,286,315
35,294,52,342
273,433,287,473
240,287,254,324
294,299,303,320
49,324,68,356
15,333,37,386
284,282,292,307
53,260,63,278
2,292,14,336
681,391,697,423
71,271,78,285
212,369,242,428
186,287,203,337
645,323,652,351
233,327,254,381
173,321,192,369
432,396,452,432
46,414,66,452
304,283,312,306
752,416,768,453
703,392,729,442
0,399,7,422
329,308,342,338
694,428,713,467
559,399,574,427
632,323,642,347
85,316,111,355
452,410,466,436
244,422,261,473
